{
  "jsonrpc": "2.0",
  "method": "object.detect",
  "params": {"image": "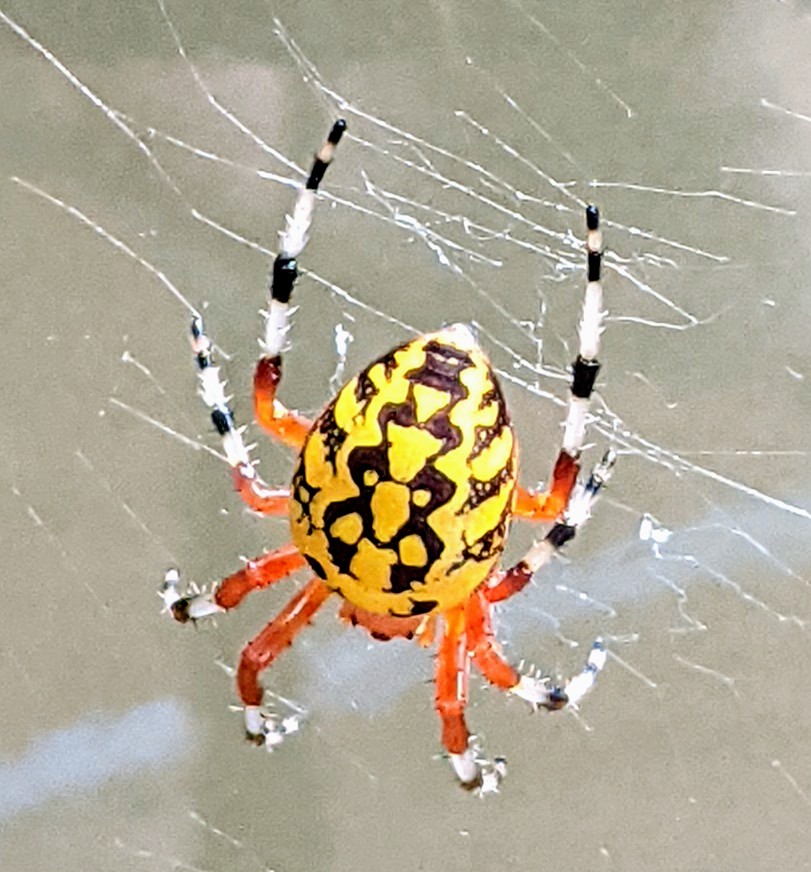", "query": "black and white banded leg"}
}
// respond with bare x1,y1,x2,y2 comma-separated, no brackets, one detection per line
262,118,347,356
159,315,275,622
507,449,617,708
512,205,607,524
563,204,605,456
254,119,347,443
